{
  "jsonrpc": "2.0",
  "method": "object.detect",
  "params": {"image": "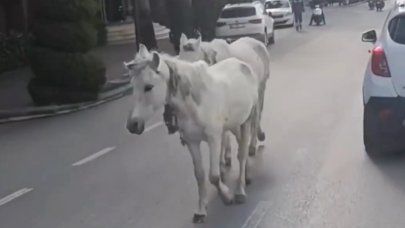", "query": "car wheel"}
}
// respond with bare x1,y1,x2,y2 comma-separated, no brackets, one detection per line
363,107,383,156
